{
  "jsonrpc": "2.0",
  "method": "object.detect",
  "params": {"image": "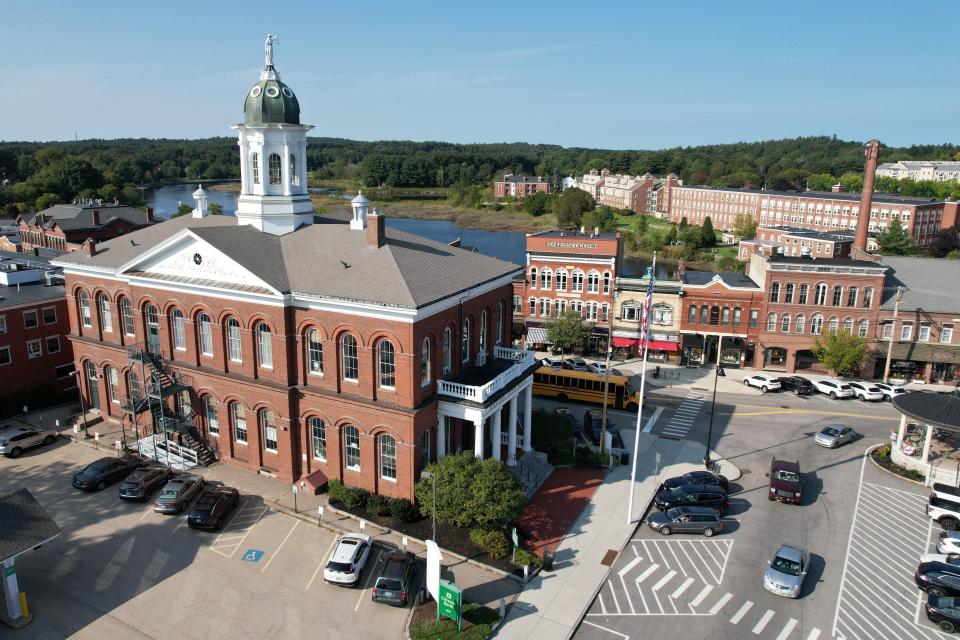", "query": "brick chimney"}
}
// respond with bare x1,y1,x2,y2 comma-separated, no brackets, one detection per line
80,238,96,256
90,209,100,226
853,140,880,257
367,209,386,248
